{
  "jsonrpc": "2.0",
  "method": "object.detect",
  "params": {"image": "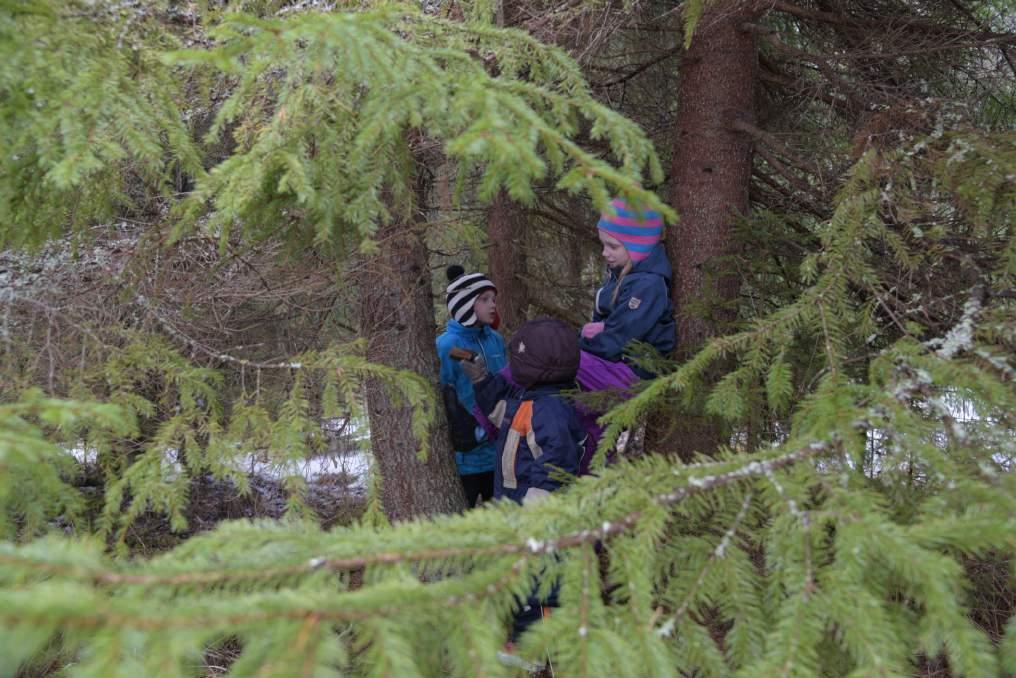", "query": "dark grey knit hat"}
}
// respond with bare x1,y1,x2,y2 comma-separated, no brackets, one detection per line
445,265,496,327
508,316,579,388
